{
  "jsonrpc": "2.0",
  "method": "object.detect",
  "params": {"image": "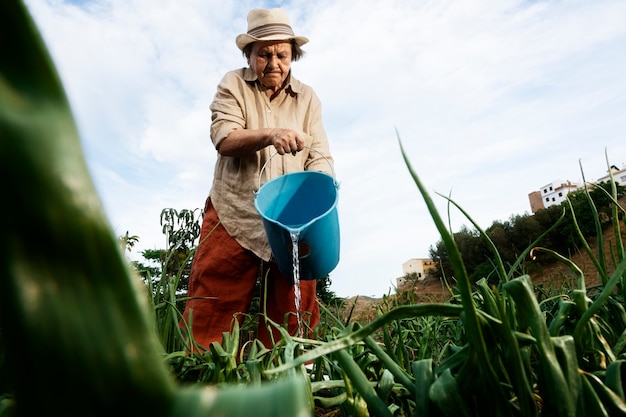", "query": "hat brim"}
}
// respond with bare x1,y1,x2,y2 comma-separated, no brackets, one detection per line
236,34,309,51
